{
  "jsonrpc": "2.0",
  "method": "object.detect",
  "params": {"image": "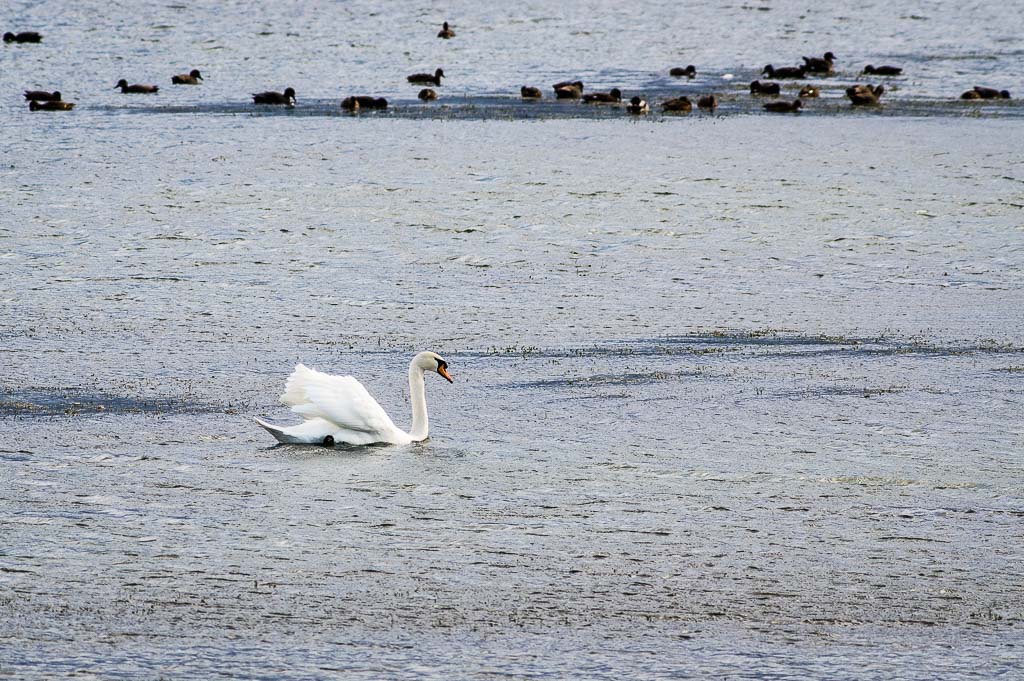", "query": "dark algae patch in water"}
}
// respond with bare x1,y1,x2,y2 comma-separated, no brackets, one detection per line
86,92,1024,121
0,389,224,417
